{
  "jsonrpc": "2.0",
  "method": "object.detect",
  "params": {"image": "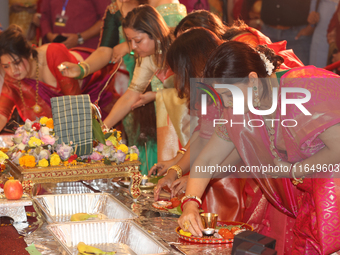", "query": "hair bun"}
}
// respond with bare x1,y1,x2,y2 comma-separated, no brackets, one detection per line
256,45,284,73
